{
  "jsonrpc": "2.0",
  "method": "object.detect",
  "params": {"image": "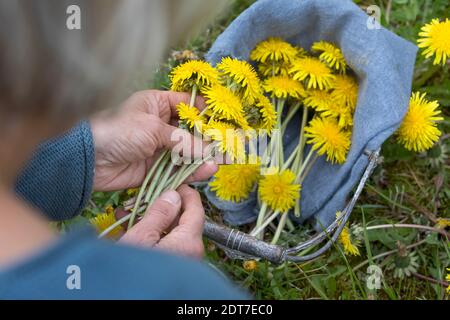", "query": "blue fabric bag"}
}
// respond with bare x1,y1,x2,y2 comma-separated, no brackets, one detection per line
204,0,417,228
